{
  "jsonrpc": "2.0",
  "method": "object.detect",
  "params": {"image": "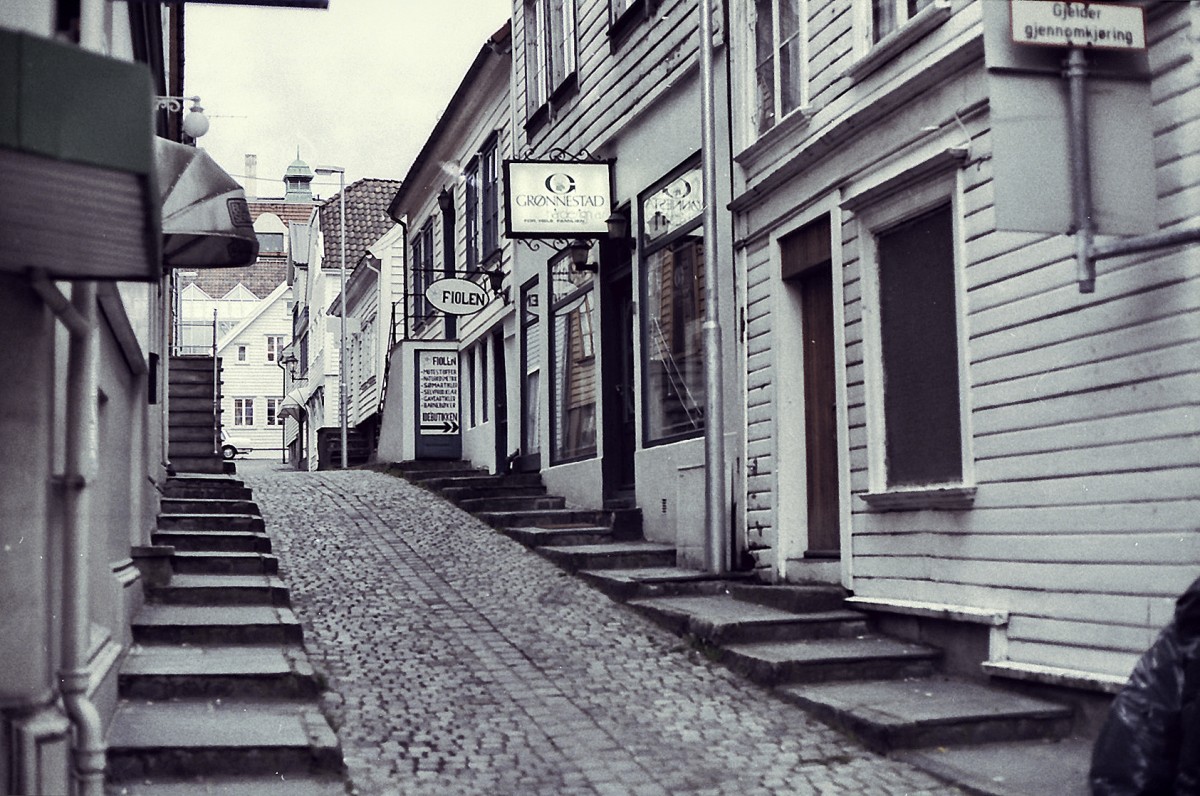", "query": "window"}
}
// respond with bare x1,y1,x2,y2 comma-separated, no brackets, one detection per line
234,398,254,427
256,232,285,253
236,345,248,363
265,335,284,363
480,339,489,423
549,248,597,462
874,203,962,487
412,219,435,332
753,0,806,135
266,397,283,426
871,0,936,43
608,0,650,45
466,135,501,268
524,0,577,118
640,162,706,445
466,349,477,428
521,280,541,458
466,156,480,269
